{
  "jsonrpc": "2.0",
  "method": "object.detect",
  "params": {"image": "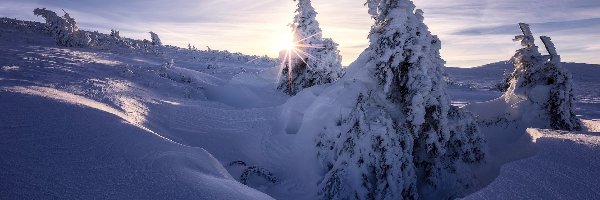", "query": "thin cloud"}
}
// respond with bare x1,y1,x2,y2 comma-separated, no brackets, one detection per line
453,18,600,35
